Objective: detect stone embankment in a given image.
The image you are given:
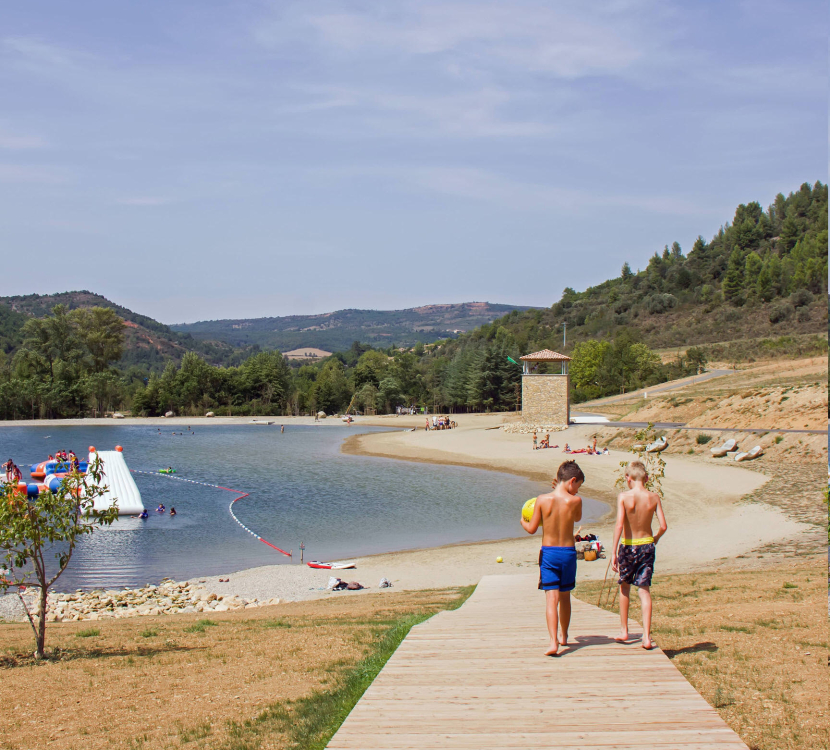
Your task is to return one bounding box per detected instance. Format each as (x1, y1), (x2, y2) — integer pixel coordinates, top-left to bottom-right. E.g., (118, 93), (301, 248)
(36, 579), (280, 622)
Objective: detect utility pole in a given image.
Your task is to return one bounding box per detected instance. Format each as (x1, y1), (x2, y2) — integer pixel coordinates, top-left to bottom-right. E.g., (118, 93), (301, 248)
(563, 322), (567, 348)
(299, 542), (305, 565)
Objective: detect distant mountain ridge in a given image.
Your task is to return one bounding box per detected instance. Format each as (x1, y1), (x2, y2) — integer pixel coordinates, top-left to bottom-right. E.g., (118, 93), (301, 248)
(171, 302), (536, 352)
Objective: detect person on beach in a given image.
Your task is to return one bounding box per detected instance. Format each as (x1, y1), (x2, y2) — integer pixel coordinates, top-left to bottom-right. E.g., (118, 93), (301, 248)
(532, 431), (538, 450)
(520, 460), (584, 657)
(611, 460), (668, 650)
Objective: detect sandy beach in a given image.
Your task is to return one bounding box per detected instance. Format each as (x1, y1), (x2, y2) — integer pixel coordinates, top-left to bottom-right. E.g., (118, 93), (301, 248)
(0, 412), (814, 618)
(191, 413), (807, 603)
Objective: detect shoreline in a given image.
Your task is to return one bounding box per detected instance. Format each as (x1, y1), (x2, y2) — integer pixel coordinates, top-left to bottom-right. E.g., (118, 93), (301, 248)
(1, 414), (816, 622)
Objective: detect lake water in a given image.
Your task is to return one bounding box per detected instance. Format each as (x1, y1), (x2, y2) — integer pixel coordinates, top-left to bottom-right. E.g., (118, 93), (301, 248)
(1, 424), (606, 590)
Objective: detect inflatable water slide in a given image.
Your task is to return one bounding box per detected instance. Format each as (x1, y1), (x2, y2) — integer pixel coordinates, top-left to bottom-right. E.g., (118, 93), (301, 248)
(14, 446), (144, 515)
(86, 447), (144, 515)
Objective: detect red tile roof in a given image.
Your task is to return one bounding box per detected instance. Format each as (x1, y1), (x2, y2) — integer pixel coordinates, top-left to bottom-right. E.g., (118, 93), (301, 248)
(520, 349), (571, 361)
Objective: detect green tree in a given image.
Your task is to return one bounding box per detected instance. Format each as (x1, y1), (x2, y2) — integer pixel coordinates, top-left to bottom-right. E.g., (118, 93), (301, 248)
(743, 251), (763, 292)
(71, 307), (125, 373)
(312, 360), (350, 414)
(377, 377), (404, 413)
(570, 340), (610, 389)
(722, 247), (745, 305)
(353, 350), (390, 389)
(0, 457), (119, 658)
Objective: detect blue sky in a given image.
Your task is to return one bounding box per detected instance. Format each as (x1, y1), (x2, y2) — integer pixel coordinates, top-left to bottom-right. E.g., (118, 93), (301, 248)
(0, 0), (825, 323)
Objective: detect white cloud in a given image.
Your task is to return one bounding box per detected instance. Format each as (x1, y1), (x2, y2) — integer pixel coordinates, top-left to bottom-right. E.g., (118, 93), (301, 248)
(260, 1), (651, 79)
(279, 84), (556, 137)
(0, 125), (48, 150)
(396, 165), (706, 216)
(115, 197), (173, 206)
(0, 164), (65, 184)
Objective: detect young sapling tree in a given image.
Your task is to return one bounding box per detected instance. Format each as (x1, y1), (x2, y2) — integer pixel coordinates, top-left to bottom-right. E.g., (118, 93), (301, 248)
(0, 455), (119, 658)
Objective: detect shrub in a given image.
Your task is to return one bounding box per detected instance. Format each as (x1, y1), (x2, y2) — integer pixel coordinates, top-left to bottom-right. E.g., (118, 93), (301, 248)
(769, 303), (793, 324)
(646, 293), (677, 315)
(696, 434), (712, 445)
(789, 289), (813, 308)
(75, 628), (100, 638)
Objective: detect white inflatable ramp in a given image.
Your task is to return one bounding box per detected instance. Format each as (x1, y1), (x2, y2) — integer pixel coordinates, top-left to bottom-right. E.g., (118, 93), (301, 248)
(88, 450), (144, 515)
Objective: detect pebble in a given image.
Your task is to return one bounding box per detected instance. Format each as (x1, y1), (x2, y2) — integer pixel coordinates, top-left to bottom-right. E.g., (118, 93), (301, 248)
(0, 577), (280, 623)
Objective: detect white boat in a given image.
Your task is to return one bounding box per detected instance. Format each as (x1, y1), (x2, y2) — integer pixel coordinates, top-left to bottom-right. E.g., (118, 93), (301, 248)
(250, 420), (274, 425)
(710, 439), (738, 457)
(307, 561), (357, 570)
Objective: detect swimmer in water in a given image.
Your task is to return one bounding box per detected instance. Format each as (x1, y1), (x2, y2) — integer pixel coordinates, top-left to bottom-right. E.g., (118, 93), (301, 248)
(170, 507), (177, 516)
(156, 504), (165, 513)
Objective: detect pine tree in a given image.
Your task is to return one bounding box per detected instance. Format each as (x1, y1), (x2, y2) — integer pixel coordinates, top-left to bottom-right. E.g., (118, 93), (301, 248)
(743, 252), (763, 291)
(722, 247), (745, 305)
(755, 261), (773, 301)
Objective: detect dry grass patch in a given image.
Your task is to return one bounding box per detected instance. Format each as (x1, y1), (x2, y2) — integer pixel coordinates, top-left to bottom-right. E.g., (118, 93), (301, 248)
(576, 555), (827, 750)
(0, 587), (472, 750)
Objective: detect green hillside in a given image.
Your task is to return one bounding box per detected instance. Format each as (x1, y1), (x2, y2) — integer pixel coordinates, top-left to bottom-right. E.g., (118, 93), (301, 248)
(445, 181), (827, 355)
(0, 291), (244, 371)
(171, 302), (535, 352)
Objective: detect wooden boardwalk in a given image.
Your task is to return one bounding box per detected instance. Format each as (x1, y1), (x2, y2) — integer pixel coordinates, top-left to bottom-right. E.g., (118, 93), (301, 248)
(328, 575), (747, 749)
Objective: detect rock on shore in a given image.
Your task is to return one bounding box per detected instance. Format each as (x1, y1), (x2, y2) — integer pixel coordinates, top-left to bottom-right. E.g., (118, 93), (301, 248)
(4, 579), (280, 623)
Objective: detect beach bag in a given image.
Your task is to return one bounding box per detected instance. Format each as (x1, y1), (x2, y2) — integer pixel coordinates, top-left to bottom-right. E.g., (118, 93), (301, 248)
(584, 550), (598, 562)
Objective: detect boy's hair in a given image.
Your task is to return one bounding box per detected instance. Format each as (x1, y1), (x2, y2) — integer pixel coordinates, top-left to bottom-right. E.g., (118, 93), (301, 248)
(557, 460), (585, 484)
(625, 460), (648, 483)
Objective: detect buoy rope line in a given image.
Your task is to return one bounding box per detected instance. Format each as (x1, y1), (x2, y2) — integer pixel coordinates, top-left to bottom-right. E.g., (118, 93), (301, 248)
(131, 469), (292, 558)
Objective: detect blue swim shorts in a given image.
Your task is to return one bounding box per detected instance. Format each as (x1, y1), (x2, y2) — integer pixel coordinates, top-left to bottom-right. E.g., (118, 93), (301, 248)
(538, 546), (577, 592)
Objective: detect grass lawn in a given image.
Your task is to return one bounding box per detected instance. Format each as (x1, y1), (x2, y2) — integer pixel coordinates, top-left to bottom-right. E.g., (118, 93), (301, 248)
(0, 586), (473, 750)
(576, 554), (828, 750)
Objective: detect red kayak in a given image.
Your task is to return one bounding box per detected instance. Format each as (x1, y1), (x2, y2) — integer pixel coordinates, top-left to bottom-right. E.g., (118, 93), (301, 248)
(307, 561), (356, 570)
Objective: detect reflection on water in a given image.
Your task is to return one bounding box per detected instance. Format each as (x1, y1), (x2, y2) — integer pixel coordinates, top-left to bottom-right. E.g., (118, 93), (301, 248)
(1, 424), (605, 590)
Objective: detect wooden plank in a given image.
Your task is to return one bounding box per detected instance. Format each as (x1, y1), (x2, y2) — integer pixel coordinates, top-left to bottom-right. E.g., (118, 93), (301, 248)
(326, 574), (748, 750)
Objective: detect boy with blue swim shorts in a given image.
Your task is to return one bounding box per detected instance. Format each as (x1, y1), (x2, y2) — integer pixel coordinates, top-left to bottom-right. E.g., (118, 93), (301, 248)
(521, 460), (584, 656)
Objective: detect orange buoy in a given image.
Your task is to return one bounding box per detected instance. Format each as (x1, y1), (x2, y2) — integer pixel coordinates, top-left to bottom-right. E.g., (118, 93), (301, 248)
(89, 446), (96, 453)
(115, 445), (123, 452)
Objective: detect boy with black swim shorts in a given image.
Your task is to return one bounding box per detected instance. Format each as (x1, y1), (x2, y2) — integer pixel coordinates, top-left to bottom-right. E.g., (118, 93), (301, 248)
(520, 461), (584, 656)
(611, 460), (668, 649)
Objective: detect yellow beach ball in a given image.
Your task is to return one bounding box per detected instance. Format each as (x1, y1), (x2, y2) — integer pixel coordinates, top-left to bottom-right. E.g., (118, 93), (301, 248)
(496, 557), (503, 563)
(521, 497), (537, 523)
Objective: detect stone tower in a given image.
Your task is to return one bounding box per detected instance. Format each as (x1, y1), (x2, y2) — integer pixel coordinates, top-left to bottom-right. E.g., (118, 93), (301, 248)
(520, 349), (571, 428)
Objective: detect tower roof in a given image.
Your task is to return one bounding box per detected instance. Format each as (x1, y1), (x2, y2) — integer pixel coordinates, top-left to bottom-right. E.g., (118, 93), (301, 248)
(520, 349), (571, 362)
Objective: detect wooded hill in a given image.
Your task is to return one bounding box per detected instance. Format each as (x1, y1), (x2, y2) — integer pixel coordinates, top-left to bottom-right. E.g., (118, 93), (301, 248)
(0, 291), (244, 371)
(441, 181), (827, 357)
(171, 302), (535, 353)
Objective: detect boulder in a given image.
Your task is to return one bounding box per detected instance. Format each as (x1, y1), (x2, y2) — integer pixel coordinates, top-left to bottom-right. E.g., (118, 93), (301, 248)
(164, 411), (175, 418)
(205, 412), (215, 418)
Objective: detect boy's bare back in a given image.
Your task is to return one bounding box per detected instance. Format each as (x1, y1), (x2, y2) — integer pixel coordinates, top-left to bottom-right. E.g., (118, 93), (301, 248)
(617, 485), (663, 540)
(533, 485), (583, 547)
